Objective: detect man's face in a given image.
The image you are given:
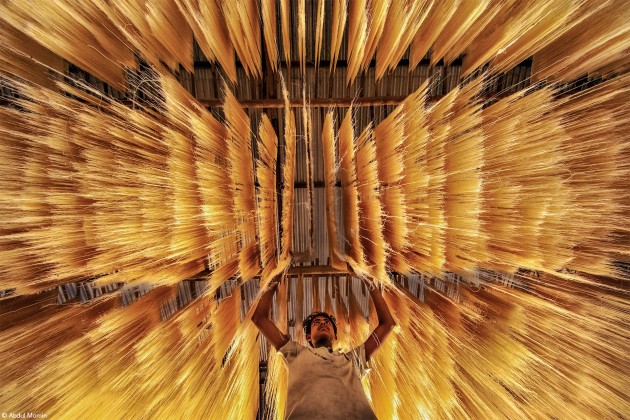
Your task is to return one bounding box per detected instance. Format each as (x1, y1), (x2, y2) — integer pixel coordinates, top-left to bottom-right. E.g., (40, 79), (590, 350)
(307, 315), (335, 347)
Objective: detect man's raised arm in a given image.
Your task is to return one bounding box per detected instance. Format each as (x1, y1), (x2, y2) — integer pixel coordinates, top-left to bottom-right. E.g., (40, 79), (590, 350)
(363, 285), (396, 361)
(251, 276), (290, 350)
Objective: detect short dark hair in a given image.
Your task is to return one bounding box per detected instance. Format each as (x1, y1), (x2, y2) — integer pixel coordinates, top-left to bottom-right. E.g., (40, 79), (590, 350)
(302, 311), (338, 336)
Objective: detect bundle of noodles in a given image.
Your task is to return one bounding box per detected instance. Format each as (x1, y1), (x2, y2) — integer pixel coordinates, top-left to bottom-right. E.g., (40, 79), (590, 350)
(338, 109), (367, 275)
(257, 114), (280, 278)
(522, 103), (575, 272)
(280, 83), (296, 261)
(298, 0), (306, 77)
(28, 81), (158, 280)
(175, 0), (237, 82)
(211, 285), (241, 364)
(223, 84), (260, 281)
(132, 315), (189, 415)
(295, 91), (315, 261)
(0, 101), (56, 293)
(375, 0), (429, 80)
(91, 284), (176, 361)
(360, 0), (390, 72)
(280, 0), (292, 66)
(392, 287), (456, 418)
(356, 126), (388, 283)
(444, 80), (487, 275)
(261, 0), (278, 72)
(422, 286), (473, 415)
(134, 259), (206, 287)
(374, 98), (408, 273)
(449, 286), (531, 419)
(265, 276), (289, 419)
(71, 89), (194, 286)
(221, 0), (261, 79)
(208, 257), (240, 291)
(73, 100), (134, 282)
(175, 294), (215, 348)
(142, 306), (220, 418)
(364, 288), (400, 419)
(275, 274), (289, 337)
(434, 0), (505, 67)
(409, 1), (458, 70)
(408, 87), (455, 276)
(532, 0), (630, 82)
(480, 87), (571, 273)
(557, 75), (630, 275)
(322, 111), (346, 270)
(314, 0), (326, 69)
(160, 74), (200, 132)
(175, 299), (221, 418)
(2, 80), (186, 291)
(160, 77), (209, 261)
(163, 126), (208, 261)
(398, 83), (436, 275)
(346, 0), (368, 84)
(211, 321), (260, 419)
(94, 288), (217, 418)
(5, 285), (175, 417)
(479, 93), (527, 273)
(430, 0), (491, 66)
(423, 282), (527, 417)
(0, 24), (64, 89)
(44, 98), (98, 281)
(161, 75), (235, 277)
(4, 337), (103, 416)
(460, 0), (578, 77)
(144, 0), (194, 71)
(502, 274), (630, 418)
(94, 0), (192, 72)
(329, 0), (348, 73)
(189, 102), (240, 288)
(0, 290), (117, 392)
(0, 0), (134, 90)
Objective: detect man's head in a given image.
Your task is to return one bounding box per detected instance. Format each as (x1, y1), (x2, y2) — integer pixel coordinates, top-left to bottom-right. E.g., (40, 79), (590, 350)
(303, 312), (337, 348)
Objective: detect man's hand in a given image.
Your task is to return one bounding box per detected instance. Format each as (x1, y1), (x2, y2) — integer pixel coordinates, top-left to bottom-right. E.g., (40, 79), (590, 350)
(363, 278), (396, 361)
(251, 272), (290, 351)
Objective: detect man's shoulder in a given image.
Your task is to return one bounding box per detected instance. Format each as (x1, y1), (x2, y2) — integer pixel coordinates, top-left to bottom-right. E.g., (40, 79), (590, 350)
(344, 343), (371, 378)
(278, 339), (306, 358)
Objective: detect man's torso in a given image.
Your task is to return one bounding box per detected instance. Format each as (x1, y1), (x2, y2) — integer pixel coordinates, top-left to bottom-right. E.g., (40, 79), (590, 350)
(279, 341), (377, 420)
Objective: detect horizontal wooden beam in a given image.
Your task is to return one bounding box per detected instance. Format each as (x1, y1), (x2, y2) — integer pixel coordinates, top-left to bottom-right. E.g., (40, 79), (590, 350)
(200, 91), (516, 109)
(194, 57), (440, 70)
(201, 96), (409, 109)
(288, 265), (349, 276)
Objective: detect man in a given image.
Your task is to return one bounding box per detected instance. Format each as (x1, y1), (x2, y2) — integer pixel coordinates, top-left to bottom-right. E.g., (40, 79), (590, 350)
(252, 275), (396, 419)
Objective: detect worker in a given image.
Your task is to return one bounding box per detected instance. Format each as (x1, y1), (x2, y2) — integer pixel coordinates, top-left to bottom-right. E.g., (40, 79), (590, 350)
(252, 273), (396, 419)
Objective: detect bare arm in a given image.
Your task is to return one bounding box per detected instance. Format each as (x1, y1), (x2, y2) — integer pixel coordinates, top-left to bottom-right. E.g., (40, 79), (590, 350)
(363, 286), (396, 361)
(251, 277), (290, 350)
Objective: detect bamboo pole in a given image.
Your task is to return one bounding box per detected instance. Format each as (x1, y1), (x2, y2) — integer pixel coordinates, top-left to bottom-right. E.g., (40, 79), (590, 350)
(199, 93), (514, 108)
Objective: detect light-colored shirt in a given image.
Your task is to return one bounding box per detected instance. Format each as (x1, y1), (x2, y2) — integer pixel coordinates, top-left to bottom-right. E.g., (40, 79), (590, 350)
(278, 340), (377, 420)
